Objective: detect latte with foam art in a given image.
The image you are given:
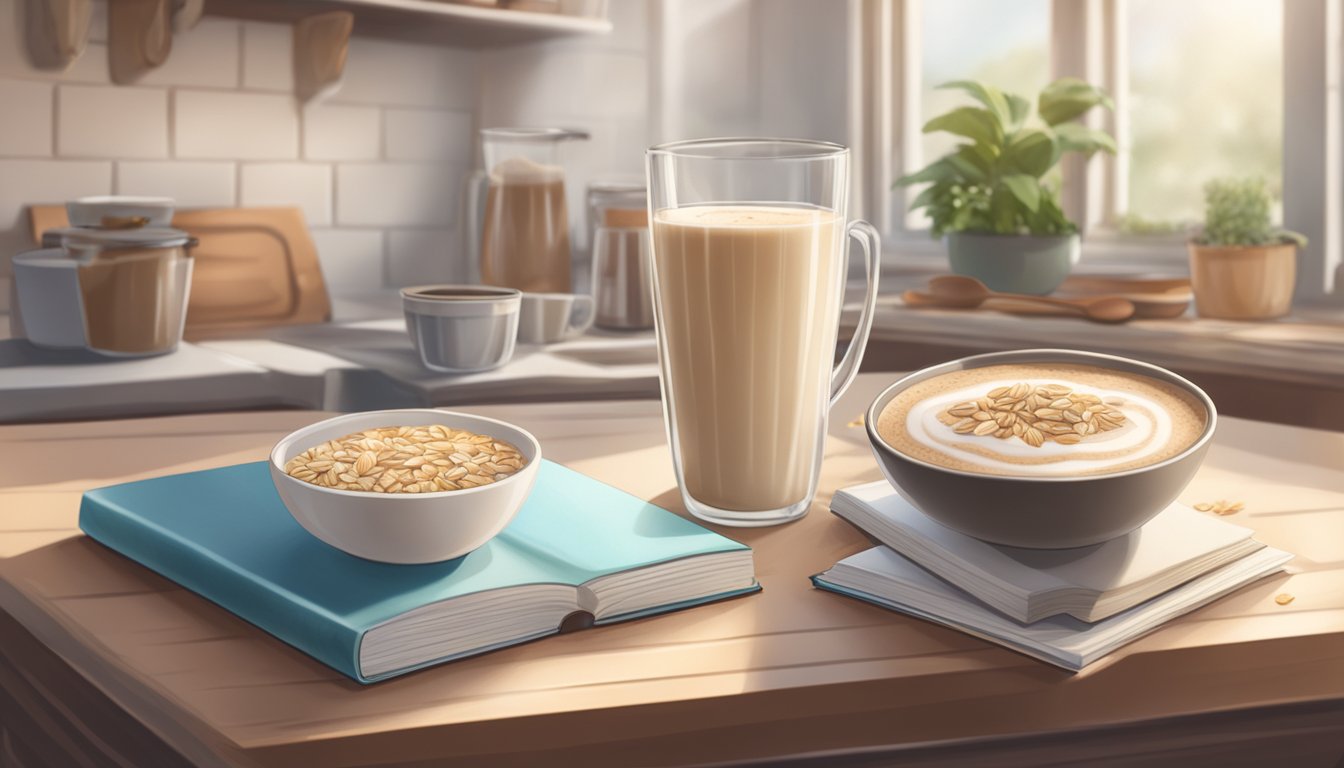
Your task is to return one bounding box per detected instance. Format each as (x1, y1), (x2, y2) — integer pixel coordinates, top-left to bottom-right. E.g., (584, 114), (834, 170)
(876, 363), (1207, 478)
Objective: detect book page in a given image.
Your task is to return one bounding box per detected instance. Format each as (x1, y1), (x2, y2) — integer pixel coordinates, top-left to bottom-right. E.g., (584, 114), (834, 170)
(837, 482), (1256, 596)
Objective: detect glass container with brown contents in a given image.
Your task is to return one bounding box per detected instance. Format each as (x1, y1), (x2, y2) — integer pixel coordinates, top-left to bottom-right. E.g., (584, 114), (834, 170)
(479, 127), (588, 293)
(60, 227), (195, 356)
(587, 181), (653, 330)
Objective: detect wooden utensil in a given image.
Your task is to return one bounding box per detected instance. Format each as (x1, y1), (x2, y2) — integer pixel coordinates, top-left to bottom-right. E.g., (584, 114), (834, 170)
(28, 205), (331, 340)
(109, 0), (173, 83)
(23, 0), (92, 70)
(908, 275), (1136, 324)
(294, 11), (352, 102)
(1055, 275), (1193, 319)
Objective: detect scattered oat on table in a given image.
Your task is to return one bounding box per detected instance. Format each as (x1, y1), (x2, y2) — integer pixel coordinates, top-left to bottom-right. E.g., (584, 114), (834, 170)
(937, 382), (1126, 447)
(1195, 499), (1244, 515)
(1275, 593), (1296, 606)
(847, 415), (865, 428)
(284, 425), (527, 494)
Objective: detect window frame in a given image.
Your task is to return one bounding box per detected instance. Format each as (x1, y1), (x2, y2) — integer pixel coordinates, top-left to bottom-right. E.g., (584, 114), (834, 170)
(851, 0), (1341, 301)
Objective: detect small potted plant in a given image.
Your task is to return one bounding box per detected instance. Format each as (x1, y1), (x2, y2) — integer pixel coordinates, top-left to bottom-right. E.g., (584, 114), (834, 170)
(897, 78), (1116, 295)
(1188, 178), (1304, 320)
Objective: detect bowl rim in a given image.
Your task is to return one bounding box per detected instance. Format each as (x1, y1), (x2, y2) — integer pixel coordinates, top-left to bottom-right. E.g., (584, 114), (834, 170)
(270, 408), (541, 501)
(401, 284), (521, 303)
(865, 348), (1218, 483)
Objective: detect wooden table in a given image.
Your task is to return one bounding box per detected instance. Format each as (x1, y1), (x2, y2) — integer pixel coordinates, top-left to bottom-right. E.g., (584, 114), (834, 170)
(2, 374), (1343, 767)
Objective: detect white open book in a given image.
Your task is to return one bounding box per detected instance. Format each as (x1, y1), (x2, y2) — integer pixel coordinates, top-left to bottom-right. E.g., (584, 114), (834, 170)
(813, 545), (1290, 672)
(831, 481), (1264, 623)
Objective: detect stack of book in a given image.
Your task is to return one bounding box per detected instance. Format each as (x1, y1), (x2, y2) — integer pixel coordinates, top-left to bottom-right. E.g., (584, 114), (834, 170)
(814, 482), (1291, 671)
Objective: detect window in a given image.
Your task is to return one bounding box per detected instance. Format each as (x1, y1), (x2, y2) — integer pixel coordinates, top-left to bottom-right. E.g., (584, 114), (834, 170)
(918, 1), (1050, 172)
(860, 0), (1339, 300)
(1121, 0), (1283, 228)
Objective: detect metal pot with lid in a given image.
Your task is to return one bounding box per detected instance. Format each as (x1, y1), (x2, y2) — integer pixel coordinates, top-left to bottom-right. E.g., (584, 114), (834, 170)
(13, 198), (197, 357)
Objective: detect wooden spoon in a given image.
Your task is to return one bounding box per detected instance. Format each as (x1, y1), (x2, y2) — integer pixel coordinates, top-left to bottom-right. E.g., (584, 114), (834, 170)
(913, 275), (1137, 324)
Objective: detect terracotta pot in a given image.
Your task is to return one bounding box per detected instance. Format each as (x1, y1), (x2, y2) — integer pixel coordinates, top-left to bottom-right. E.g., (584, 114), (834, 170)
(1187, 242), (1296, 320)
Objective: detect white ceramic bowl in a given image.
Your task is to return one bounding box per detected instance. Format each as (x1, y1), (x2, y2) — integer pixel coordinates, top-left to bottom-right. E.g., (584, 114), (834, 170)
(67, 196), (175, 228)
(269, 409), (541, 564)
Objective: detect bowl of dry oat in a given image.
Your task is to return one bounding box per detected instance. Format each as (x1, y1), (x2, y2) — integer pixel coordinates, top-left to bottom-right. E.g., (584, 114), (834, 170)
(269, 409), (541, 564)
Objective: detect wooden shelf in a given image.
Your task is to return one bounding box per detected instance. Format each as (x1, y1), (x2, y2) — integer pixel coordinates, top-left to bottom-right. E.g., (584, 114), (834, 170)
(203, 0), (612, 46)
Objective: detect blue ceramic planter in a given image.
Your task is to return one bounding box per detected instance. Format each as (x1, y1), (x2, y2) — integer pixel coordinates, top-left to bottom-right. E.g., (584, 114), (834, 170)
(945, 232), (1081, 295)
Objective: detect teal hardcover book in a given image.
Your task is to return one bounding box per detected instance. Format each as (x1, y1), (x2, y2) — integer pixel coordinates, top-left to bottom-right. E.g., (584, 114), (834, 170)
(79, 461), (759, 683)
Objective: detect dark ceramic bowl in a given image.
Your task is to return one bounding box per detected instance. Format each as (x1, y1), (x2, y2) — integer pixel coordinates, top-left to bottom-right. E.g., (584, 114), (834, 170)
(865, 349), (1217, 549)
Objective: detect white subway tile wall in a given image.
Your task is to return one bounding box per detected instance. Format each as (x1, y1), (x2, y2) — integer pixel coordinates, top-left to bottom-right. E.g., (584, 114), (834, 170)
(136, 19), (242, 88)
(0, 159), (111, 269)
(117, 161), (236, 208)
(384, 109), (473, 164)
(309, 228), (386, 293)
(336, 164), (459, 228)
(0, 0), (650, 299)
(339, 37), (479, 109)
(174, 91), (300, 159)
(0, 79), (52, 156)
(240, 163), (333, 226)
(386, 228), (467, 287)
(304, 103), (381, 161)
(241, 22), (295, 93)
(58, 85), (169, 158)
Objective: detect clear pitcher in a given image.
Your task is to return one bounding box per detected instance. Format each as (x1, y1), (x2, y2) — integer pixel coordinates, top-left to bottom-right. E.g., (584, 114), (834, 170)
(478, 127), (588, 293)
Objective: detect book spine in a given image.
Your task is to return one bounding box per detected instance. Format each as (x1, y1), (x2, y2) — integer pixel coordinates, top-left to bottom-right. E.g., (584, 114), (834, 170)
(79, 492), (365, 682)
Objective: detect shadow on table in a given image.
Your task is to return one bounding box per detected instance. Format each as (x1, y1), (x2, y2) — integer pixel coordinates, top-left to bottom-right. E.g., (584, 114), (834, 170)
(0, 339), (107, 367)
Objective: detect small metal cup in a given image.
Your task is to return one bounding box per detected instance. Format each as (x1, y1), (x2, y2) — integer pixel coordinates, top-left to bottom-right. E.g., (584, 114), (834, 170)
(401, 285), (520, 373)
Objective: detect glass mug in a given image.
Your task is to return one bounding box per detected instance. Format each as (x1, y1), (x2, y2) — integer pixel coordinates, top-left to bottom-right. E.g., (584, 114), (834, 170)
(646, 138), (881, 527)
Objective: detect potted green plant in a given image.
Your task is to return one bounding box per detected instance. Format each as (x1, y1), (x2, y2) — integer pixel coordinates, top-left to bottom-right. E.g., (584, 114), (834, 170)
(1188, 178), (1305, 320)
(896, 78), (1116, 295)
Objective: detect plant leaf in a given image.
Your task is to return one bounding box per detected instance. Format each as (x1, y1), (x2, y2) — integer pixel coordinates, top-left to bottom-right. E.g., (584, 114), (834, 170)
(1026, 190), (1075, 235)
(894, 159), (954, 187)
(989, 186), (1017, 233)
(946, 146), (990, 181)
(1004, 93), (1033, 131)
(907, 183), (938, 212)
(922, 106), (1003, 148)
(1277, 229), (1308, 248)
(1038, 77), (1114, 125)
(1002, 128), (1059, 177)
(937, 81), (1012, 129)
(1054, 122), (1117, 156)
(962, 141), (999, 169)
(998, 174), (1041, 212)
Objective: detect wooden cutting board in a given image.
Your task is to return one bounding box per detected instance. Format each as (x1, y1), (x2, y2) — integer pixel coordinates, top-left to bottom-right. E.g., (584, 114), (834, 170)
(29, 205), (331, 340)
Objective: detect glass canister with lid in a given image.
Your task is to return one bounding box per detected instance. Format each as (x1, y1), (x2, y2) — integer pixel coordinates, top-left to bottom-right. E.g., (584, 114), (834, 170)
(588, 181), (653, 330)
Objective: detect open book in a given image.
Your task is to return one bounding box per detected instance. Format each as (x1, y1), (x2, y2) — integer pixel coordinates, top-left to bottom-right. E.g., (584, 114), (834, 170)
(832, 481), (1263, 623)
(80, 461), (758, 683)
(813, 544), (1290, 671)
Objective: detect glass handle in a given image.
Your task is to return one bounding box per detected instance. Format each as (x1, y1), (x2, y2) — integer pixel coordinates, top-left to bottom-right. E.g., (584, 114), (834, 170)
(830, 220), (881, 406)
(464, 170), (488, 282)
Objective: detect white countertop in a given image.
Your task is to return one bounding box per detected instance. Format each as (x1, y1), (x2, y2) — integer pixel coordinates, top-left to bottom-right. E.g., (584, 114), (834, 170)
(0, 317), (660, 423)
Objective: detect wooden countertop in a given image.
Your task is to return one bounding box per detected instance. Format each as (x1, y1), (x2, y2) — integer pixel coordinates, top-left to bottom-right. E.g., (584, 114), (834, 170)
(2, 374), (1343, 767)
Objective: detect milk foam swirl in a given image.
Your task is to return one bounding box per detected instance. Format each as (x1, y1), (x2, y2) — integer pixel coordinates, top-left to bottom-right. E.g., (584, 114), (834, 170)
(905, 378), (1175, 477)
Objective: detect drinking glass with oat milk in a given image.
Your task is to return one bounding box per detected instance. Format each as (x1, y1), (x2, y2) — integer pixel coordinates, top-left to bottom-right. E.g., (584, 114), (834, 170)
(646, 138), (881, 526)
